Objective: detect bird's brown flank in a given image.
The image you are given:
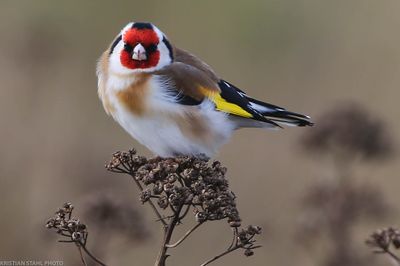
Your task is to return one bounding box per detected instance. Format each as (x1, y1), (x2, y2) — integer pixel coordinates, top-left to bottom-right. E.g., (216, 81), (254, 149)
(97, 51), (115, 114)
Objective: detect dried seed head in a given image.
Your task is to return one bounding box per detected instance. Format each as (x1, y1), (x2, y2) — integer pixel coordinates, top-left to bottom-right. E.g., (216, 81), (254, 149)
(157, 196), (169, 209)
(229, 221), (242, 228)
(195, 211), (207, 223)
(247, 225), (262, 235)
(72, 231), (83, 241)
(153, 181), (164, 195)
(62, 202), (74, 213)
(163, 182), (174, 193)
(366, 228), (393, 250)
(393, 235), (400, 249)
(140, 189), (152, 203)
(244, 249), (254, 257)
(167, 173), (178, 183)
(45, 218), (55, 228)
(45, 203), (88, 244)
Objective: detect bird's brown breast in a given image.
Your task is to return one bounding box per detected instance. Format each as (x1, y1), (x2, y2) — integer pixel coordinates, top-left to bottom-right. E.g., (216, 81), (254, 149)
(116, 73), (151, 116)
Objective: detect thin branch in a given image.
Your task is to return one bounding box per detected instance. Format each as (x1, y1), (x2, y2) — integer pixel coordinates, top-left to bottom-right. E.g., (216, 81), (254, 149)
(178, 205), (191, 220)
(166, 222), (203, 248)
(383, 248), (400, 264)
(80, 244), (107, 266)
(227, 228), (238, 250)
(108, 168), (126, 174)
(155, 205), (184, 266)
(129, 175), (167, 227)
(155, 214), (175, 222)
(59, 232), (72, 237)
(170, 204), (178, 215)
(77, 245), (88, 266)
(201, 234), (261, 266)
(200, 245), (242, 266)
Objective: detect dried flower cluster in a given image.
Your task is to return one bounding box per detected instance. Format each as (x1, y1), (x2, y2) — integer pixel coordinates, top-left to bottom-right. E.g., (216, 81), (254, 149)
(233, 225), (262, 255)
(107, 150), (241, 227)
(46, 203), (87, 243)
(45, 150), (261, 266)
(366, 227), (400, 264)
(106, 149), (261, 266)
(46, 203), (106, 266)
(106, 151), (241, 226)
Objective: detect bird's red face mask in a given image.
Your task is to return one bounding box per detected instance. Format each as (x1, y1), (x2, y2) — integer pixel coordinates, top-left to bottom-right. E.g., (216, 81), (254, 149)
(120, 27), (160, 70)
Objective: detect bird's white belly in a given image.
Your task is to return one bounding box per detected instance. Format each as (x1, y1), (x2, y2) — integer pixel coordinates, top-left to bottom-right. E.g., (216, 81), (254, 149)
(111, 98), (235, 157)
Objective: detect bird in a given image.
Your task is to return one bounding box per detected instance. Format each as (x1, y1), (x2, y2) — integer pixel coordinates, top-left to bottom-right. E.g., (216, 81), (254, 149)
(97, 22), (313, 157)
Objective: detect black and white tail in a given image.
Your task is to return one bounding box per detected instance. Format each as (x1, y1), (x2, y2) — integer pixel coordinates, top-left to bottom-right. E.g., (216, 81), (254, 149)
(247, 97), (313, 127)
(218, 80), (313, 129)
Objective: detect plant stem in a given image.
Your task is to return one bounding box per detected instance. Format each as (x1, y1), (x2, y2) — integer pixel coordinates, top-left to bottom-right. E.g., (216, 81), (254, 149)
(77, 245), (88, 266)
(130, 175), (167, 226)
(166, 222), (203, 248)
(80, 244), (107, 266)
(155, 205), (183, 266)
(384, 248), (400, 264)
(200, 245), (241, 266)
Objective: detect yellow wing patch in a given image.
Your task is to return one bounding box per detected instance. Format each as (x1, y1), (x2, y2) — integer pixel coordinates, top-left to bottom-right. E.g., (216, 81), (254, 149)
(199, 87), (253, 118)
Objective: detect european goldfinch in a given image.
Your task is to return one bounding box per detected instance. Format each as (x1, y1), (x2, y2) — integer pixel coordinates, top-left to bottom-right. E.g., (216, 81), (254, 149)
(97, 22), (313, 157)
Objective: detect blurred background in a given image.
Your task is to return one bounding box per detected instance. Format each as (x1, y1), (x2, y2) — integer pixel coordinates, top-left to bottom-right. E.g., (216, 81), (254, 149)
(1, 0), (399, 265)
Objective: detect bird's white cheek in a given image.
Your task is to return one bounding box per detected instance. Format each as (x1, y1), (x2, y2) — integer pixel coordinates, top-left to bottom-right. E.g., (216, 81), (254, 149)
(108, 42), (135, 75)
(156, 42), (172, 69)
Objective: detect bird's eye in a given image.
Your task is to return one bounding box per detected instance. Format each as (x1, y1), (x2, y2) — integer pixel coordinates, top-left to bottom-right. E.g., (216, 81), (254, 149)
(124, 43), (133, 53)
(147, 44), (157, 53)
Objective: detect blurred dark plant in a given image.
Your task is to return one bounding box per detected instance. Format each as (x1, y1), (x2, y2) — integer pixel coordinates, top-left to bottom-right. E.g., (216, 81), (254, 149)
(297, 182), (389, 266)
(301, 103), (393, 169)
(296, 103), (394, 266)
(366, 227), (400, 265)
(45, 203), (106, 266)
(106, 149), (262, 266)
(82, 192), (149, 242)
(80, 192), (150, 265)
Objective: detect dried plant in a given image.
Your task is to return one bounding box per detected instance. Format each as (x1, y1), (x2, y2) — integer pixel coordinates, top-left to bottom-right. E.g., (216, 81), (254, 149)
(45, 150), (261, 265)
(106, 149), (262, 266)
(46, 194), (148, 266)
(296, 103), (394, 266)
(45, 203), (106, 266)
(366, 227), (400, 265)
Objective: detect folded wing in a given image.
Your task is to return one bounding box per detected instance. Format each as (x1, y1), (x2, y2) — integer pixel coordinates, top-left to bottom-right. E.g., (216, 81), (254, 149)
(154, 48), (313, 128)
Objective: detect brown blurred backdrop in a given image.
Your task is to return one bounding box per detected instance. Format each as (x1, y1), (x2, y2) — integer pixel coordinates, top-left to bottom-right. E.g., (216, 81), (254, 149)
(1, 0), (399, 265)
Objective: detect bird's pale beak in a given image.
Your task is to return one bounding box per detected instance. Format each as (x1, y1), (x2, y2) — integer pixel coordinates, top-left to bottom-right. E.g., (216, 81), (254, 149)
(132, 43), (147, 61)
